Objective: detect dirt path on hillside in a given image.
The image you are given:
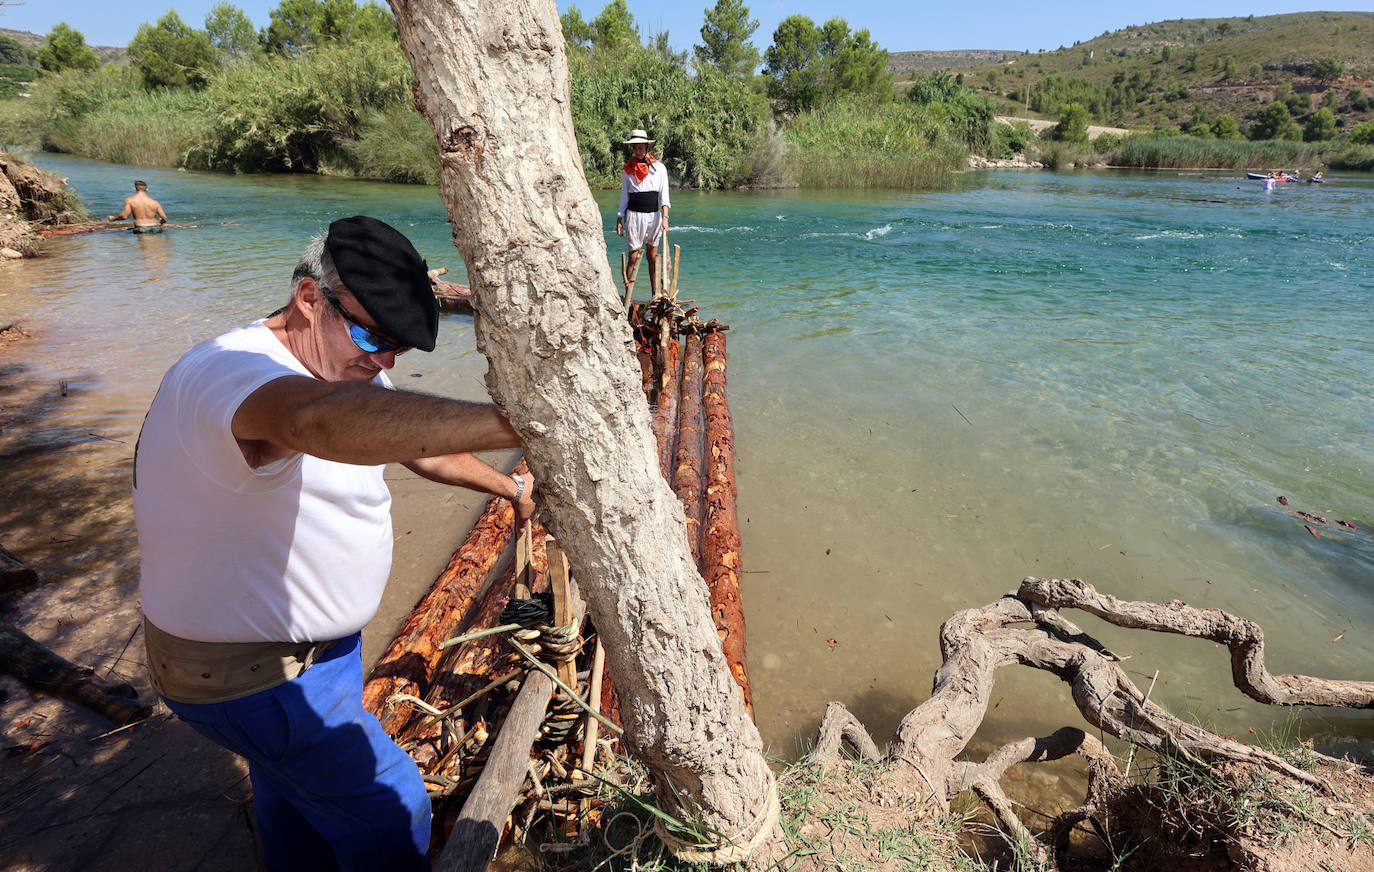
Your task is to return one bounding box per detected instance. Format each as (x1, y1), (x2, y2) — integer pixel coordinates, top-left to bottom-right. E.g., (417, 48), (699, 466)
(996, 115), (1131, 140)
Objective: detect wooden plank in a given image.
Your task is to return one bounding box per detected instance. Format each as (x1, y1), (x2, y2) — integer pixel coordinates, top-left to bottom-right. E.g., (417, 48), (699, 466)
(435, 671), (554, 872)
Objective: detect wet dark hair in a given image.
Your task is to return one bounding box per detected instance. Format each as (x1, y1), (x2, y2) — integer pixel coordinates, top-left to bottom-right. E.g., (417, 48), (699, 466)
(134, 180), (148, 190)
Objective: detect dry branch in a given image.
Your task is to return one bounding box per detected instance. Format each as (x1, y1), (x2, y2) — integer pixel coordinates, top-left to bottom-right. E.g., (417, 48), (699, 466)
(1019, 576), (1374, 708)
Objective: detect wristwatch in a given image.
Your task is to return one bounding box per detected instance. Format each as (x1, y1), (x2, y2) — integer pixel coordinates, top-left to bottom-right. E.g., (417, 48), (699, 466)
(511, 474), (527, 502)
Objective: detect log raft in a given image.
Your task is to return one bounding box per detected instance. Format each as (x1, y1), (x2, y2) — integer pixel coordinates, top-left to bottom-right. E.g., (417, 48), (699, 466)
(367, 265), (750, 862)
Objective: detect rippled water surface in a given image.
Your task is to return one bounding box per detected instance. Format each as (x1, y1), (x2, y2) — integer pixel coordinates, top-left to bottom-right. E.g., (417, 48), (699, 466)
(5, 155), (1372, 759)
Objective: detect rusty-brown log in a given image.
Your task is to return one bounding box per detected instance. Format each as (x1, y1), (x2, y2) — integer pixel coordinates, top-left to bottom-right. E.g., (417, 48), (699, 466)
(700, 330), (751, 713)
(363, 461), (526, 734)
(671, 334), (706, 566)
(401, 524), (550, 772)
(649, 337), (681, 480)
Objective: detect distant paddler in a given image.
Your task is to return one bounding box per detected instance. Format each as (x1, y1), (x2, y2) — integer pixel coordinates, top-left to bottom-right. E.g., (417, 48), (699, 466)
(106, 180), (168, 233)
(615, 128), (671, 300)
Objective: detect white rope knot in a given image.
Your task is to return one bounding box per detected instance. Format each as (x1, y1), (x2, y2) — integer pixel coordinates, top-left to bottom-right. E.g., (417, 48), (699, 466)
(652, 770), (779, 865)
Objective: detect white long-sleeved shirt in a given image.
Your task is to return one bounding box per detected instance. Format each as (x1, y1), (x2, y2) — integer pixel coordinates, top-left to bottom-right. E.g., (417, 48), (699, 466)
(617, 159), (671, 217)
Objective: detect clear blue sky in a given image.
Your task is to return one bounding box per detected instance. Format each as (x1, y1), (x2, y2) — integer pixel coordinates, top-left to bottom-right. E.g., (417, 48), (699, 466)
(8, 2), (1356, 54)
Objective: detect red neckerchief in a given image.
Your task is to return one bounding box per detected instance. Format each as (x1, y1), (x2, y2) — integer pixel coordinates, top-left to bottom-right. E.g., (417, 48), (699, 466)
(624, 154), (656, 184)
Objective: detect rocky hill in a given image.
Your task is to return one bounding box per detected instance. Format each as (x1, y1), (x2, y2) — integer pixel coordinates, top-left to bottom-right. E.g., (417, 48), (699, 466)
(893, 12), (1374, 132)
(0, 27), (126, 65)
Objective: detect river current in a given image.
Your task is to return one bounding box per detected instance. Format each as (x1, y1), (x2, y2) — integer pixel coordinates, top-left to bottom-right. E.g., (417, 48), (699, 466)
(4, 154), (1371, 763)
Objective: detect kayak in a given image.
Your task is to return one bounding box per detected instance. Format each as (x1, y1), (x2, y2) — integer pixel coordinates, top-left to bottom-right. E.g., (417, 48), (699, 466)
(1247, 172), (1298, 181)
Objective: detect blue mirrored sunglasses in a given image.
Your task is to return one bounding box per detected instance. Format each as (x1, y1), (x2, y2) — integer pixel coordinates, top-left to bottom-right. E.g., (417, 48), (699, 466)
(321, 287), (410, 355)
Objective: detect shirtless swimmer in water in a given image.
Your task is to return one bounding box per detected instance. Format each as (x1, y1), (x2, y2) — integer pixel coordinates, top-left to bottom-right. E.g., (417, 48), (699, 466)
(107, 180), (168, 233)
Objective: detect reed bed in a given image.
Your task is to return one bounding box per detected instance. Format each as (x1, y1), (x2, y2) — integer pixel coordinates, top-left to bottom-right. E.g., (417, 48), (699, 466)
(783, 101), (967, 188)
(46, 90), (211, 168)
(1111, 135), (1314, 170)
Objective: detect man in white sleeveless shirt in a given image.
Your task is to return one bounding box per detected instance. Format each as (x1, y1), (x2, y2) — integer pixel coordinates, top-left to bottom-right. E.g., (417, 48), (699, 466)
(134, 216), (533, 871)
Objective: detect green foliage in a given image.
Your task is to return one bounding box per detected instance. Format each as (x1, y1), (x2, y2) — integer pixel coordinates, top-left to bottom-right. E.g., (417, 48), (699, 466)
(762, 15), (891, 113)
(1303, 106), (1337, 142)
(783, 99), (967, 188)
(1327, 142), (1374, 170)
(206, 3), (261, 62)
(1093, 131), (1122, 152)
(694, 0), (760, 78)
(905, 74), (996, 155)
(1211, 113), (1244, 140)
(569, 49), (769, 188)
(46, 88), (211, 167)
(560, 6), (593, 52)
(264, 0), (395, 55)
(38, 23), (101, 73)
(1112, 133), (1311, 169)
(1249, 101), (1302, 141)
(1349, 119), (1374, 144)
(762, 15), (821, 112)
(194, 37), (412, 172)
(1052, 101), (1090, 143)
(1313, 56), (1344, 82)
(128, 10), (219, 90)
(993, 120), (1033, 158)
(1036, 138), (1088, 168)
(342, 103), (439, 184)
(591, 0), (638, 52)
(0, 35), (37, 67)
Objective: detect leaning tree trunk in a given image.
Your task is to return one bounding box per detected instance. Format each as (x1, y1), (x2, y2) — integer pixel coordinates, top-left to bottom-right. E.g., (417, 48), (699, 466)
(388, 0), (780, 863)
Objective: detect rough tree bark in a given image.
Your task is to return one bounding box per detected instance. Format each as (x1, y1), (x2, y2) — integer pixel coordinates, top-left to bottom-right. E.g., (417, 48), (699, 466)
(387, 0), (780, 863)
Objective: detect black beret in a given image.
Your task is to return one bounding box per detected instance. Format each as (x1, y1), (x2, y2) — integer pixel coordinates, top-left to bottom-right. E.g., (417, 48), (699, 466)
(324, 216), (438, 352)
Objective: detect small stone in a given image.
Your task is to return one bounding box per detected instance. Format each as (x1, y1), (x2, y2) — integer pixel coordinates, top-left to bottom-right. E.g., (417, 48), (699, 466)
(0, 248), (23, 259)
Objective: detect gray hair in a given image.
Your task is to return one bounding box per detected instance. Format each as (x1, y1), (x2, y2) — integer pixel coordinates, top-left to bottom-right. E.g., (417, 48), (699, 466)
(279, 232), (345, 313)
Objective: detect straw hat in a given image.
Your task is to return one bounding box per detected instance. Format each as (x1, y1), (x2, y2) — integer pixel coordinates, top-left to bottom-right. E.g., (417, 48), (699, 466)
(623, 128), (655, 144)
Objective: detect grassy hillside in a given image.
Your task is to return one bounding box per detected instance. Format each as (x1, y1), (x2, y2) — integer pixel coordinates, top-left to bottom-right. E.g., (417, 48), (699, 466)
(919, 12), (1374, 132)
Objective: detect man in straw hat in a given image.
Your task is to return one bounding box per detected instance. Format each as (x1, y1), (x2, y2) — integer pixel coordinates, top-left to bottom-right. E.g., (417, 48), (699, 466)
(134, 215), (535, 870)
(615, 128), (671, 299)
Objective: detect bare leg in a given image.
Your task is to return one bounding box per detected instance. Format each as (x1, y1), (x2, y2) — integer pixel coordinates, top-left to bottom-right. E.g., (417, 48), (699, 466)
(626, 248), (642, 302)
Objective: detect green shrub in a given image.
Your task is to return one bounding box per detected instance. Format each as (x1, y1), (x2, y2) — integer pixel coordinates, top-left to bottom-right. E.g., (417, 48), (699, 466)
(992, 120), (1033, 158)
(1326, 143), (1374, 171)
(1349, 120), (1374, 145)
(569, 52), (768, 189)
(342, 104), (439, 185)
(1093, 132), (1122, 153)
(46, 89), (211, 166)
(1035, 139), (1088, 168)
(192, 37), (412, 172)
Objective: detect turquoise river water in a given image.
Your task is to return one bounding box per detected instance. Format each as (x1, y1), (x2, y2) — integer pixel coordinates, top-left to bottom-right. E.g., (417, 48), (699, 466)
(3, 154), (1371, 765)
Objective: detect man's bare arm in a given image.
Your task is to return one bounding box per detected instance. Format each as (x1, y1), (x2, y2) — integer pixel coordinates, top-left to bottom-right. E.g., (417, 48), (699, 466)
(232, 376), (520, 467)
(156, 203), (168, 224)
(404, 454), (536, 521)
(107, 197), (134, 222)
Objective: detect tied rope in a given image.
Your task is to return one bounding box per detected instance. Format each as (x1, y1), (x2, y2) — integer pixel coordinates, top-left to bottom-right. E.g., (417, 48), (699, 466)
(651, 769), (779, 865)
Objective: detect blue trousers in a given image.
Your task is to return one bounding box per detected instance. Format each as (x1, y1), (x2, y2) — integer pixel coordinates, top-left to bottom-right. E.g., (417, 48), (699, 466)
(164, 633), (430, 872)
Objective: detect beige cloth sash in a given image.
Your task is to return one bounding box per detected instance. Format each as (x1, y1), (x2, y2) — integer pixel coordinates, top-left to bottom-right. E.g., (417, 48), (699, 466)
(144, 618), (340, 705)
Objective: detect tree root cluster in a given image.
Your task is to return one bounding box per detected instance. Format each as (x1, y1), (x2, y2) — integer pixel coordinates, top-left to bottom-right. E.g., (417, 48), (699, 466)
(812, 578), (1373, 870)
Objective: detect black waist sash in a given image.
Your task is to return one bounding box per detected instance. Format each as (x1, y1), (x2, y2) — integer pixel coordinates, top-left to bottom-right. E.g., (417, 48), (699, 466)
(626, 191), (660, 213)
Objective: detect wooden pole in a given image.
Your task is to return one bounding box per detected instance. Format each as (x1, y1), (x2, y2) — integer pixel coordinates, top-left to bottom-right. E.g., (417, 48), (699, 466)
(671, 244), (681, 300)
(700, 331), (752, 713)
(436, 671), (555, 872)
(580, 639), (606, 772)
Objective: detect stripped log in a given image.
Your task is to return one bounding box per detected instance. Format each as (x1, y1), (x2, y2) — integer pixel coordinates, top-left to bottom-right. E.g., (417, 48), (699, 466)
(700, 330), (752, 712)
(363, 462), (525, 734)
(649, 337), (681, 480)
(671, 334), (706, 565)
(436, 671), (554, 872)
(0, 622), (151, 726)
(433, 278), (474, 315)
